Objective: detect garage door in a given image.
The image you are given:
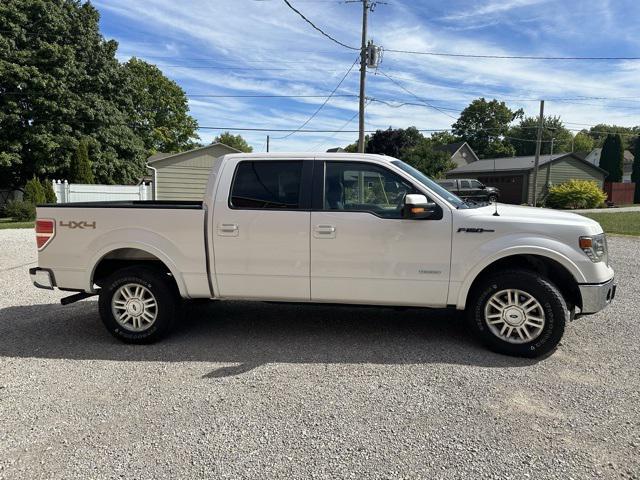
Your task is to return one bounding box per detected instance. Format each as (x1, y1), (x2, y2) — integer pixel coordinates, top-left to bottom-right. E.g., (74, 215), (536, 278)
(478, 175), (524, 204)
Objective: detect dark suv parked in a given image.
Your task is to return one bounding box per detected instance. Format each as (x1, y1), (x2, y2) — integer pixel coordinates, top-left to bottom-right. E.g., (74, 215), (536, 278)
(436, 179), (500, 203)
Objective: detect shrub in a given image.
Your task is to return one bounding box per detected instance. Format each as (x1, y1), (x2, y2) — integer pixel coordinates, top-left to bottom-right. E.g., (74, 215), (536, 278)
(546, 179), (607, 210)
(4, 200), (36, 221)
(42, 179), (57, 203)
(70, 140), (94, 184)
(24, 177), (46, 204)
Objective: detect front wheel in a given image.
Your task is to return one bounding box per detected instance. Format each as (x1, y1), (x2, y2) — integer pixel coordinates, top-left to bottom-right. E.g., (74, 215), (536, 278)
(467, 269), (567, 357)
(98, 266), (179, 344)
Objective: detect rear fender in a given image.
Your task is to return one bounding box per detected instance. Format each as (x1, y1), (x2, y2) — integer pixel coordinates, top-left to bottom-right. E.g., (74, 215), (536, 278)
(85, 228), (188, 297)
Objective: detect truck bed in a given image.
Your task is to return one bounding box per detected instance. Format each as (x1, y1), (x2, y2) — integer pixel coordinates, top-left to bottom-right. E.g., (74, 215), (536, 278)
(36, 201), (210, 298)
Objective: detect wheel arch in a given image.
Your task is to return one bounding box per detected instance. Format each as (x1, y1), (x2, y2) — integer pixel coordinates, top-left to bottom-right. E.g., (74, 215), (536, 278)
(88, 244), (187, 297)
(457, 248), (584, 311)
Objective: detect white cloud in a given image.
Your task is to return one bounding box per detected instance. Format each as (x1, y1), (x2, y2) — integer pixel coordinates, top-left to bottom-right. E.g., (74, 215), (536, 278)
(94, 0), (639, 152)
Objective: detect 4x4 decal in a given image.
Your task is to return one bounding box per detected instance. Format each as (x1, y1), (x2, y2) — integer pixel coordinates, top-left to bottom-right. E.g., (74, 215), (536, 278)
(59, 221), (96, 229)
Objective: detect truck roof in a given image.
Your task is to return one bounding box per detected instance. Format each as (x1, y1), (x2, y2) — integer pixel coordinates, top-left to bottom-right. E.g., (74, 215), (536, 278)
(220, 152), (395, 162)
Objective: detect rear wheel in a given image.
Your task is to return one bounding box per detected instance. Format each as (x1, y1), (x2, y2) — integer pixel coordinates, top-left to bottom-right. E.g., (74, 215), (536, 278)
(467, 269), (567, 357)
(98, 266), (178, 343)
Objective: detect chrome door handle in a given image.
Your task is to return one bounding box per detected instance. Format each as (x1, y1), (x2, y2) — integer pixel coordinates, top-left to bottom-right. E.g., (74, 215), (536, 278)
(217, 223), (239, 236)
(314, 225), (336, 239)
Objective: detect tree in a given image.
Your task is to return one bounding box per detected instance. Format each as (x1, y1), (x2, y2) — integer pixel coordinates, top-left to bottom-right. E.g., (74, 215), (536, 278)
(429, 131), (460, 147)
(632, 137), (640, 203)
(365, 127), (423, 158)
(213, 132), (253, 153)
(587, 124), (639, 151)
(403, 139), (456, 178)
(452, 98), (523, 159)
(69, 140), (94, 183)
(42, 179), (57, 203)
(24, 177), (46, 205)
(359, 128), (455, 178)
(0, 1), (185, 187)
(572, 132), (595, 153)
(123, 58), (199, 154)
(507, 116), (573, 156)
(599, 134), (624, 182)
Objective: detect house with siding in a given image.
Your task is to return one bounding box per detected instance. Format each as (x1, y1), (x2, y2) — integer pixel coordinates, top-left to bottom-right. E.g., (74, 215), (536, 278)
(583, 148), (634, 182)
(433, 141), (479, 167)
(147, 143), (240, 200)
(446, 152), (607, 204)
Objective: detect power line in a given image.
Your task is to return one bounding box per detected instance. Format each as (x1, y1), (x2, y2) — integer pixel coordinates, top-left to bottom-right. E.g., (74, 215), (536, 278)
(376, 70), (459, 119)
(188, 93), (358, 98)
(375, 71), (640, 102)
(0, 91), (358, 99)
(281, 0), (359, 50)
(384, 48), (640, 61)
(307, 100), (369, 151)
(367, 97), (460, 112)
(272, 56), (360, 139)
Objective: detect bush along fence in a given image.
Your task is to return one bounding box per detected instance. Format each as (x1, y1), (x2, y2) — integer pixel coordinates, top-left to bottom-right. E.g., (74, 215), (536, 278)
(52, 180), (152, 203)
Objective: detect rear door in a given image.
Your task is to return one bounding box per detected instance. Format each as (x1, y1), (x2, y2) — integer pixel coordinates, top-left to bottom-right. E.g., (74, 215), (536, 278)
(310, 159), (452, 307)
(211, 158), (312, 300)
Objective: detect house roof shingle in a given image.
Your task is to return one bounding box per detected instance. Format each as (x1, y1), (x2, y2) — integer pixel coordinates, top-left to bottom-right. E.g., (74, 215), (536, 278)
(447, 152), (608, 175)
(433, 141), (466, 156)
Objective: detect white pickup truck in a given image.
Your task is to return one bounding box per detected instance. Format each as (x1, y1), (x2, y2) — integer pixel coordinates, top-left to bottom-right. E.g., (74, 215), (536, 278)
(30, 153), (616, 357)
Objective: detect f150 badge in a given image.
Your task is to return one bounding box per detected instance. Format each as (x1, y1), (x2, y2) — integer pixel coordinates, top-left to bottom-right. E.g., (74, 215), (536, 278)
(59, 220), (96, 229)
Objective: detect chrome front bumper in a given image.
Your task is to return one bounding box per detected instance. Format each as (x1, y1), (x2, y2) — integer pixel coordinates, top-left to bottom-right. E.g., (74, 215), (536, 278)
(579, 277), (616, 315)
(29, 267), (55, 290)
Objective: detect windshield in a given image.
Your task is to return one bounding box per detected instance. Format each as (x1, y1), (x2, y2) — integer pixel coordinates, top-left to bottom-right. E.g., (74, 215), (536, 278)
(391, 160), (468, 209)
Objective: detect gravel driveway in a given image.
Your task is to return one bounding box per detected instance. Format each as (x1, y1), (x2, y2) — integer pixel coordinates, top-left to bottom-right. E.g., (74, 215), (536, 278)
(1, 229), (638, 479)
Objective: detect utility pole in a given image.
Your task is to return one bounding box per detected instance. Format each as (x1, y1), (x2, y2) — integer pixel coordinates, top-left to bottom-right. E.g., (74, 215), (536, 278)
(532, 100), (545, 207)
(357, 0), (369, 153)
(266, 135), (270, 152)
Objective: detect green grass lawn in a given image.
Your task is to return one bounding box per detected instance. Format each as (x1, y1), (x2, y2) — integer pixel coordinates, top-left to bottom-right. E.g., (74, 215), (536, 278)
(0, 217), (35, 229)
(580, 212), (640, 236)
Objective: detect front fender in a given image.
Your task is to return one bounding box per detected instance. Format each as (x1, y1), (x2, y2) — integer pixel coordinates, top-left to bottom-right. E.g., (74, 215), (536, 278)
(454, 236), (586, 310)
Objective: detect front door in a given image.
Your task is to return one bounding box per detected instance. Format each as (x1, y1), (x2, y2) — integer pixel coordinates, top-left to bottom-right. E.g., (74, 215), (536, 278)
(212, 158), (312, 300)
(310, 160), (452, 307)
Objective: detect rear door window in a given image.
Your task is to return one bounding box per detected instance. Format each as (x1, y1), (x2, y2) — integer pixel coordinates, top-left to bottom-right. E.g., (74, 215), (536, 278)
(230, 161), (303, 209)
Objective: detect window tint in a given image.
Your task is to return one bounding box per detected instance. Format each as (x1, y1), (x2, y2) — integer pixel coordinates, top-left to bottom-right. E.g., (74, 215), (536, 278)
(439, 180), (455, 188)
(460, 180), (471, 188)
(470, 180), (482, 188)
(231, 161), (303, 209)
(324, 162), (414, 218)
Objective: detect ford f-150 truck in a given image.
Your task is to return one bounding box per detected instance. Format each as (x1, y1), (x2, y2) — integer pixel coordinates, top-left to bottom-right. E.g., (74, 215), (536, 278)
(30, 153), (616, 357)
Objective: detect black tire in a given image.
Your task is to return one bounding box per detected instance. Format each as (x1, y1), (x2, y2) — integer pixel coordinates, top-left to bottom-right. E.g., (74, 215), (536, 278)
(98, 266), (179, 344)
(467, 269), (567, 358)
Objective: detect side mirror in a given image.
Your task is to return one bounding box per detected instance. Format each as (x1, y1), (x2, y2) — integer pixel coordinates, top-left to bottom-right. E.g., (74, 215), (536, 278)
(479, 184), (487, 189)
(404, 194), (438, 219)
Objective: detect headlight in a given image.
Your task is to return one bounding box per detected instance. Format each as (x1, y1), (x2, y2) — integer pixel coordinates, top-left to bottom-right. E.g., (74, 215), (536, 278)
(579, 233), (608, 263)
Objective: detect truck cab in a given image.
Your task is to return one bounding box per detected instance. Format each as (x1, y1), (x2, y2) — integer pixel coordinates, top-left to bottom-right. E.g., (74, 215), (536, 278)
(437, 178), (500, 203)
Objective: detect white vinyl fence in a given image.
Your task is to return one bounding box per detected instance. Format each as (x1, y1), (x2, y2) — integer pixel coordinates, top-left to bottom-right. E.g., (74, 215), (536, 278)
(53, 180), (152, 203)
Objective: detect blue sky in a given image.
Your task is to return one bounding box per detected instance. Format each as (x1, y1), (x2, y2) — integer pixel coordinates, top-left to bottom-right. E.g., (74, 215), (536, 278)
(94, 0), (640, 152)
